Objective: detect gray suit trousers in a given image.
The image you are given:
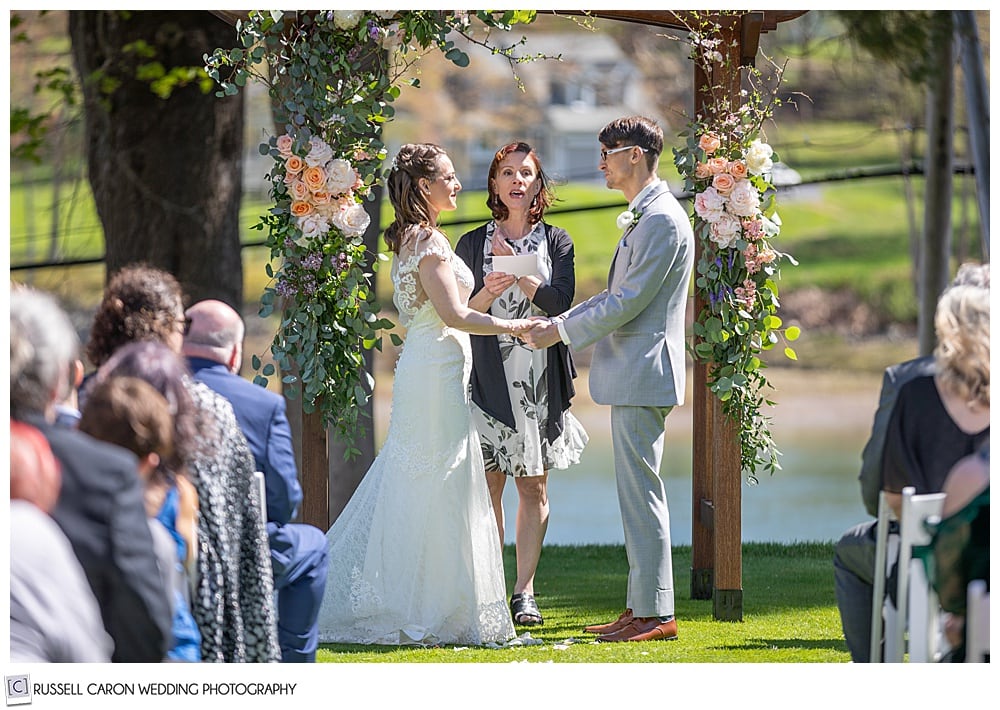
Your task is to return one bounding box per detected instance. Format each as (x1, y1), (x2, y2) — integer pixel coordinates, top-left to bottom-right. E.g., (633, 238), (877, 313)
(611, 404), (675, 618)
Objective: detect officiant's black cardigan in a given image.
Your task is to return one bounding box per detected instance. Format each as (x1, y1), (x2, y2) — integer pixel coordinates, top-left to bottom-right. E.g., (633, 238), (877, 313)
(455, 222), (578, 443)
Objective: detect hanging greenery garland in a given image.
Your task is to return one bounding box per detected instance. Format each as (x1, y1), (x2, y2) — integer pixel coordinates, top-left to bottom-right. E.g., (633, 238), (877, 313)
(205, 11), (539, 455)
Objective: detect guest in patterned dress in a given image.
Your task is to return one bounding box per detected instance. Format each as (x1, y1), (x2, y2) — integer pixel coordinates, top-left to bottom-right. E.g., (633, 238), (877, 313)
(85, 265), (280, 662)
(456, 142), (588, 626)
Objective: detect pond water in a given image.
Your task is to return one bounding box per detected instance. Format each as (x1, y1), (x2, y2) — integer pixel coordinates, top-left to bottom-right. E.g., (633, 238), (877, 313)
(374, 364), (884, 546)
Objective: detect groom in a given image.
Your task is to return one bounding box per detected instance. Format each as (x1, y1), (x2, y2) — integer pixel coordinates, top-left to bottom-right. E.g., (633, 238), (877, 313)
(523, 116), (694, 642)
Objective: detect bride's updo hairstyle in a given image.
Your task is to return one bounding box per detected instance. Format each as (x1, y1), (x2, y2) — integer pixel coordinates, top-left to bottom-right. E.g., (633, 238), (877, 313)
(933, 284), (990, 409)
(384, 143), (447, 254)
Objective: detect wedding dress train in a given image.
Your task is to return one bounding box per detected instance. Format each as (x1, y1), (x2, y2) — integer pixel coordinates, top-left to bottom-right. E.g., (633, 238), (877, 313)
(316, 236), (516, 646)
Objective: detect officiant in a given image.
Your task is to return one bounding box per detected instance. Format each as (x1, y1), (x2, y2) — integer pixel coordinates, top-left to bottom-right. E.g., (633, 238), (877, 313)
(455, 141), (588, 627)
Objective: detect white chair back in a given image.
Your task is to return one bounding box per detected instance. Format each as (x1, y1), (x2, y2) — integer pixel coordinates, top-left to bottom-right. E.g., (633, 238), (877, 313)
(966, 579), (990, 662)
(870, 491), (899, 662)
(890, 486), (945, 662)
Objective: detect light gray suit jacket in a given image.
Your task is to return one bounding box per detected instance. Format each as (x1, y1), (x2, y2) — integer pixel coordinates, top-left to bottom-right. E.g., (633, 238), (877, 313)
(561, 181), (694, 407)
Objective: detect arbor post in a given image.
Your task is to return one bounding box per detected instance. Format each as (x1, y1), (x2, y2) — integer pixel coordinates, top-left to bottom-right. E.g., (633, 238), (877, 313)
(690, 13), (749, 621)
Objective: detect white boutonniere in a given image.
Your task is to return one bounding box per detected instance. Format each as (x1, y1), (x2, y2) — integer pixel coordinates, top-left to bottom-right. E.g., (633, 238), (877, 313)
(616, 207), (642, 244)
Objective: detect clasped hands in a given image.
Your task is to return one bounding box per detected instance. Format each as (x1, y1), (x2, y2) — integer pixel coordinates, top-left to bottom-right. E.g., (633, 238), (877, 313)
(505, 316), (562, 350)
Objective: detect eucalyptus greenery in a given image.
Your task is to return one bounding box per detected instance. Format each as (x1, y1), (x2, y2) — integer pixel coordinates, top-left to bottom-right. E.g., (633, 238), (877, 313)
(671, 12), (800, 482)
(205, 10), (538, 454)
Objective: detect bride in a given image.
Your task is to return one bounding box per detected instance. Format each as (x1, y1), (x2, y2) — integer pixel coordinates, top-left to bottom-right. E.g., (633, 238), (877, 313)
(316, 144), (534, 646)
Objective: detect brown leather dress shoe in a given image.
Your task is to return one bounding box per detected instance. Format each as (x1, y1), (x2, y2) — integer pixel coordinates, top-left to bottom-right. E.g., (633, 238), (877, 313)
(583, 609), (632, 634)
(597, 616), (678, 643)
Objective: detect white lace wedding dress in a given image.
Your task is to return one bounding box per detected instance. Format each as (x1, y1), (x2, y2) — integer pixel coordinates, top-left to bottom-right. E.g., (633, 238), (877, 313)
(316, 233), (516, 646)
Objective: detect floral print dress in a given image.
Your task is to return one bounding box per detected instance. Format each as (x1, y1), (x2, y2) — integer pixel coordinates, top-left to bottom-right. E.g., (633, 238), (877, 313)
(475, 221), (588, 478)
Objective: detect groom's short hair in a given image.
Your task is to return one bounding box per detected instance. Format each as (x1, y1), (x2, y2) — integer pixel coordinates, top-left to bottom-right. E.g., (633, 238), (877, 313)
(599, 116), (663, 171)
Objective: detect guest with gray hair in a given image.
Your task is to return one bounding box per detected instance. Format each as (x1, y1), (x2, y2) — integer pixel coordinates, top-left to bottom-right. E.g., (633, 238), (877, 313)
(10, 285), (170, 662)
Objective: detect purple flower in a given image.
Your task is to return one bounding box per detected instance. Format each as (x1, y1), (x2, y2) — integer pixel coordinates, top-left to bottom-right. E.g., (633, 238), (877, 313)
(303, 252), (323, 271)
(276, 279), (296, 297)
(347, 46), (361, 62)
(367, 20), (380, 41)
(301, 275), (317, 295)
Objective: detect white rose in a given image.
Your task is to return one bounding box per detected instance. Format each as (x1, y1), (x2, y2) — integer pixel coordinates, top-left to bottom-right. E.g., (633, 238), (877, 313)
(727, 180), (760, 218)
(332, 203), (371, 237)
(305, 137), (334, 167)
(325, 159), (358, 195)
(616, 210), (635, 231)
(373, 10), (397, 19)
(380, 22), (404, 51)
(297, 213), (328, 242)
(710, 213), (741, 249)
(745, 140), (774, 176)
(333, 10), (363, 30)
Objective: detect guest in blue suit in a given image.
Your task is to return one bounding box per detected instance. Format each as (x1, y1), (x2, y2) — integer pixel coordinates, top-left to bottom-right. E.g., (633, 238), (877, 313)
(182, 299), (329, 663)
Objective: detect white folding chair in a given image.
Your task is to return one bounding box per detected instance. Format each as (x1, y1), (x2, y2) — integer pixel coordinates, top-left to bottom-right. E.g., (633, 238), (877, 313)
(907, 518), (944, 662)
(966, 579), (990, 662)
(890, 486), (945, 662)
(870, 490), (900, 662)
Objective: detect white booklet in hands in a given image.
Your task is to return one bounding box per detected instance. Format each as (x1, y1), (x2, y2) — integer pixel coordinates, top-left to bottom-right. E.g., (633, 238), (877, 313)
(491, 254), (538, 278)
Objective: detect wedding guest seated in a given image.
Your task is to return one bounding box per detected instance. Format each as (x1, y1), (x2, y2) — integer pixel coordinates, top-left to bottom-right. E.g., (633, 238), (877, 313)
(80, 372), (202, 662)
(85, 265), (280, 662)
(183, 299), (329, 662)
(9, 419), (113, 662)
(10, 285), (170, 662)
(834, 281), (989, 661)
(925, 443), (989, 662)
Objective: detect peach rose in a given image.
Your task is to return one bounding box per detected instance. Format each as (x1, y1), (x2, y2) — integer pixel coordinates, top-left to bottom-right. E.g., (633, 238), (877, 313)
(707, 157), (728, 175)
(728, 160), (748, 179)
(290, 200), (314, 218)
(698, 133), (721, 154)
(694, 162), (712, 180)
(285, 155), (305, 176)
(311, 190), (332, 206)
(712, 173), (736, 195)
(303, 165), (328, 193)
(276, 134), (294, 158)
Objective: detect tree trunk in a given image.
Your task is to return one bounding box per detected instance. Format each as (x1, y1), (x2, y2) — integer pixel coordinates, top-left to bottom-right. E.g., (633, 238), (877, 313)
(69, 10), (244, 309)
(918, 14), (955, 356)
(954, 10), (989, 258)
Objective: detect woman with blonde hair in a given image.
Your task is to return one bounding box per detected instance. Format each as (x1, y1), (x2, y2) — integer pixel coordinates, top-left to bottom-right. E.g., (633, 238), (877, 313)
(881, 284), (989, 516)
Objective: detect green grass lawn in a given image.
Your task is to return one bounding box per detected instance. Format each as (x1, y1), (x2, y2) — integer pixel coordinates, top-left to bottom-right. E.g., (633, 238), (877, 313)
(317, 542), (848, 663)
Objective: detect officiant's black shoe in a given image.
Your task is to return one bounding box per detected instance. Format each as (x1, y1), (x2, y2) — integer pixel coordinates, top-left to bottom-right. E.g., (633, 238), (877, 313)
(511, 593), (544, 626)
(584, 608), (632, 634)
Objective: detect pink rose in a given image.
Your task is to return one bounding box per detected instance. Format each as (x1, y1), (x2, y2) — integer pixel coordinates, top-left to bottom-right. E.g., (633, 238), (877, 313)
(728, 160), (748, 179)
(707, 157), (728, 175)
(276, 134), (294, 158)
(694, 186), (726, 222)
(712, 173), (735, 195)
(288, 180), (310, 202)
(699, 133), (721, 154)
(694, 162), (712, 180)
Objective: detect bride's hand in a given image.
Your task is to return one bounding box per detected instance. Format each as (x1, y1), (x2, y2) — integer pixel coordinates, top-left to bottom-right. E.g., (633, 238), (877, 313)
(506, 318), (539, 335)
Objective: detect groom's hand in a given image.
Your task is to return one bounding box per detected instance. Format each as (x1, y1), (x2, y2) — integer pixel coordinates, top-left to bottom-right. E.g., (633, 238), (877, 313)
(521, 318), (562, 350)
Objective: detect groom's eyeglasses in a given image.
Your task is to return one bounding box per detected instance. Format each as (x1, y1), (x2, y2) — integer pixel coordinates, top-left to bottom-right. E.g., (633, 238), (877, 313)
(600, 145), (649, 161)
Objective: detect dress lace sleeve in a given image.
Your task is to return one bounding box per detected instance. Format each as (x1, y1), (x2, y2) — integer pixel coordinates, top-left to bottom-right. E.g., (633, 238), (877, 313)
(393, 230), (455, 323)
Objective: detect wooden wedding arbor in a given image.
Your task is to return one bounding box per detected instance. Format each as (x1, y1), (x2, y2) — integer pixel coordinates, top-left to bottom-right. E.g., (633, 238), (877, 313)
(214, 9), (806, 621)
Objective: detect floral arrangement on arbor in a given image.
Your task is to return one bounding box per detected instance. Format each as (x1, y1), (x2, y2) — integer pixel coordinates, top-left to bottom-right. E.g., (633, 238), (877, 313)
(205, 10), (538, 454)
(672, 13), (800, 482)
